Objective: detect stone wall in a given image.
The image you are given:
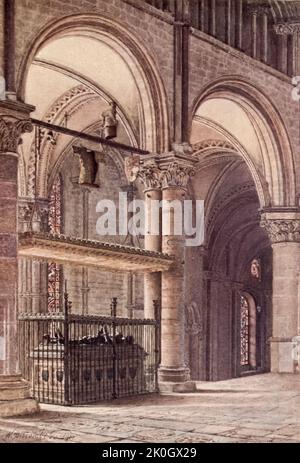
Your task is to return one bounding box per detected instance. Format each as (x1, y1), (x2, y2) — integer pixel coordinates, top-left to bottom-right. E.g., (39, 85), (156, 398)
(9, 0), (299, 196)
(60, 150), (144, 317)
(189, 31), (300, 196)
(14, 0), (174, 133)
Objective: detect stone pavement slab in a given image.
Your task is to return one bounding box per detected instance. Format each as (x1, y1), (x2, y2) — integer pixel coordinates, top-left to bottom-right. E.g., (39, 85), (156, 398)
(0, 374), (299, 443)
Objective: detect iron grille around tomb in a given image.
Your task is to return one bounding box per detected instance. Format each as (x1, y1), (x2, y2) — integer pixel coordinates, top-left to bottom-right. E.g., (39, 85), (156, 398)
(18, 299), (160, 405)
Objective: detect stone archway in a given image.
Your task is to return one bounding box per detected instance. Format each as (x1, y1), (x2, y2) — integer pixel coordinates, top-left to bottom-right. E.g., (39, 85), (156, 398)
(16, 14), (172, 320)
(17, 14), (170, 200)
(184, 78), (296, 380)
(17, 14), (170, 155)
(191, 77), (296, 207)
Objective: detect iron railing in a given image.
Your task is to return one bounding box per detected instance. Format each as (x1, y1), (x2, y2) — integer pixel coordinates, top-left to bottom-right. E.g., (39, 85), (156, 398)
(18, 297), (160, 405)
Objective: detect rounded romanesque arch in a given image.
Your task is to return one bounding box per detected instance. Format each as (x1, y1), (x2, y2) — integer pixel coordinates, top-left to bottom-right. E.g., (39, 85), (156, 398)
(191, 76), (296, 208)
(17, 13), (170, 155)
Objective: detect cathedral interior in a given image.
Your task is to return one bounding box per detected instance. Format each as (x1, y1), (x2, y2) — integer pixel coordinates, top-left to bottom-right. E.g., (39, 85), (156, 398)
(0, 0), (300, 419)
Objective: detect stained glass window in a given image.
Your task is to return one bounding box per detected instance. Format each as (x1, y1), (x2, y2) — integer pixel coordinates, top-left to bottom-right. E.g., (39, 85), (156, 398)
(48, 175), (62, 235)
(240, 295), (250, 366)
(48, 176), (63, 312)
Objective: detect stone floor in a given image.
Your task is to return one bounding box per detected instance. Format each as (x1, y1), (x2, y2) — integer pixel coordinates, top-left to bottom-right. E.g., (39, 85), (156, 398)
(0, 373), (300, 443)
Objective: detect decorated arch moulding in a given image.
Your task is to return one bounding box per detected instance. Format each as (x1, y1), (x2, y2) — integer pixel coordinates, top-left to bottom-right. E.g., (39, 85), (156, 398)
(192, 138), (236, 156)
(27, 85), (97, 197)
(34, 59), (138, 143)
(27, 86), (99, 197)
(206, 181), (257, 231)
(30, 83), (137, 197)
(191, 76), (296, 207)
(17, 13), (170, 154)
(191, 117), (270, 207)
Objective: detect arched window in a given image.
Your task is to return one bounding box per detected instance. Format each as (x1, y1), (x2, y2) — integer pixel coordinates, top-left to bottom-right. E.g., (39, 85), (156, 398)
(240, 292), (257, 370)
(240, 295), (250, 366)
(47, 175), (63, 312)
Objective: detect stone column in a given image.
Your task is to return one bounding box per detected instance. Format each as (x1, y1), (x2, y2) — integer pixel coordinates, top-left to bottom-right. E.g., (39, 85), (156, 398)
(261, 210), (300, 373)
(18, 197), (49, 313)
(0, 100), (39, 416)
(138, 163), (162, 319)
(173, 0), (190, 144)
(274, 22), (300, 76)
(158, 153), (195, 387)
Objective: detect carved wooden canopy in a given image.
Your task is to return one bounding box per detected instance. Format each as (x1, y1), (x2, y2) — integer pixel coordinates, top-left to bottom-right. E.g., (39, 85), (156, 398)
(19, 233), (174, 273)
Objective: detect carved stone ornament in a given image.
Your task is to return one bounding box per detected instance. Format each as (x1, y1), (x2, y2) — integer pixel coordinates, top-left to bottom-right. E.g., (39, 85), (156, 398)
(18, 201), (34, 223)
(160, 162), (195, 189)
(125, 154), (141, 183)
(18, 199), (50, 233)
(246, 2), (270, 17)
(137, 161), (161, 190)
(100, 101), (118, 140)
(0, 117), (33, 153)
(260, 218), (300, 243)
(274, 23), (300, 35)
(137, 158), (195, 191)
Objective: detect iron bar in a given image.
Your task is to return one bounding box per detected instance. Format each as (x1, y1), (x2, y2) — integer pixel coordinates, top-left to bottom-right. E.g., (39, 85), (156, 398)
(30, 118), (149, 156)
(64, 282), (70, 405)
(111, 297), (118, 400)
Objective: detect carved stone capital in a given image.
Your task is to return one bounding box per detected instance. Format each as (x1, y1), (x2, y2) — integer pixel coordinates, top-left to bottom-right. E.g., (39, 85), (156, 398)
(246, 2), (270, 17)
(137, 161), (162, 191)
(274, 22), (300, 35)
(0, 100), (35, 154)
(136, 146), (196, 192)
(260, 210), (300, 243)
(18, 198), (49, 233)
(0, 118), (33, 153)
(160, 161), (195, 190)
(18, 199), (34, 232)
